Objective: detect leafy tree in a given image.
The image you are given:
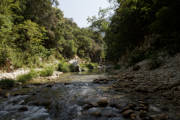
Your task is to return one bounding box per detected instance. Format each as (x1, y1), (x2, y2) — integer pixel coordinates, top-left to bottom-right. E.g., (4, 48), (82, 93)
(105, 0), (180, 61)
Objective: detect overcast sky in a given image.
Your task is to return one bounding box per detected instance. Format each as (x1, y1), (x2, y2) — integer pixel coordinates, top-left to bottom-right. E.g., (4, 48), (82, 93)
(58, 0), (110, 28)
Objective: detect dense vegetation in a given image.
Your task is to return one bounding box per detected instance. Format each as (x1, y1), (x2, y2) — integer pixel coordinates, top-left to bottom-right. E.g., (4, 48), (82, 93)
(0, 0), (104, 70)
(1, 0), (180, 70)
(105, 0), (180, 63)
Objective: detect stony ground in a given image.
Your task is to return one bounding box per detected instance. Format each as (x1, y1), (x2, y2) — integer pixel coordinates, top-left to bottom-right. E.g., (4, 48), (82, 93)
(109, 53), (180, 119)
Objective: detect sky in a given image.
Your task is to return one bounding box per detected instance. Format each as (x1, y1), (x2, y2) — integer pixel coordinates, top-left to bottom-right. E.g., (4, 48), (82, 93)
(58, 0), (110, 28)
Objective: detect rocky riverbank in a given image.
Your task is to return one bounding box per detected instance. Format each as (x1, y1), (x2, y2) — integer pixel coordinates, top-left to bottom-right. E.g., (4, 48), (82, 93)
(0, 68), (63, 81)
(0, 54), (180, 120)
(108, 53), (180, 119)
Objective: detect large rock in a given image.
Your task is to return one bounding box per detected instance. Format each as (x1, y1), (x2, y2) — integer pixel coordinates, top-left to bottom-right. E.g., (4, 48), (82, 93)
(101, 107), (120, 118)
(87, 108), (101, 117)
(122, 109), (134, 118)
(97, 97), (108, 107)
(93, 78), (109, 84)
(18, 106), (28, 112)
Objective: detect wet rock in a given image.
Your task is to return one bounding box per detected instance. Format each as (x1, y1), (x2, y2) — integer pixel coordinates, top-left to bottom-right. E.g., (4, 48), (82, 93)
(121, 103), (136, 112)
(102, 107), (120, 118)
(93, 78), (109, 84)
(139, 110), (148, 118)
(150, 113), (168, 120)
(135, 85), (152, 93)
(77, 98), (98, 107)
(110, 103), (123, 109)
(88, 108), (101, 117)
(136, 104), (148, 111)
(46, 84), (53, 88)
(16, 82), (22, 86)
(0, 89), (10, 98)
(18, 106), (28, 112)
(122, 109), (134, 118)
(64, 82), (71, 85)
(4, 92), (10, 98)
(149, 105), (161, 112)
(97, 97), (108, 107)
(83, 104), (94, 110)
(130, 113), (137, 120)
(32, 100), (51, 109)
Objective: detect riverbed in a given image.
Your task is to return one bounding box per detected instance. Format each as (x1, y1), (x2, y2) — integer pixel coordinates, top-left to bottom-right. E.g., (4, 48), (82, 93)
(0, 73), (177, 120)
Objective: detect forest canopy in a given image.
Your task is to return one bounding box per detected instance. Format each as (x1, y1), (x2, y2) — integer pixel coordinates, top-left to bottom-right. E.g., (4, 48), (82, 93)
(0, 0), (105, 69)
(105, 0), (180, 62)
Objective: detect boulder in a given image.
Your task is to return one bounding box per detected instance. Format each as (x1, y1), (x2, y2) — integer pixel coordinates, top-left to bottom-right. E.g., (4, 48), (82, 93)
(97, 97), (108, 107)
(18, 106), (28, 112)
(88, 108), (101, 117)
(93, 78), (109, 84)
(122, 109), (134, 118)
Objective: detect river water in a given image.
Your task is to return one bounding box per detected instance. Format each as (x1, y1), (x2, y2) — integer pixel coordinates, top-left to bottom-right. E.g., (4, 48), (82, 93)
(0, 73), (176, 120)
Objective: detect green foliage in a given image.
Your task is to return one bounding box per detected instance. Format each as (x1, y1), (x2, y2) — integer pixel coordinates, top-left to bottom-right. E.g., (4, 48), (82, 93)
(86, 63), (98, 70)
(12, 20), (49, 66)
(105, 0), (180, 62)
(57, 61), (70, 73)
(0, 48), (9, 68)
(87, 7), (111, 33)
(17, 70), (38, 83)
(80, 62), (98, 71)
(0, 79), (15, 88)
(39, 67), (54, 77)
(0, 0), (104, 70)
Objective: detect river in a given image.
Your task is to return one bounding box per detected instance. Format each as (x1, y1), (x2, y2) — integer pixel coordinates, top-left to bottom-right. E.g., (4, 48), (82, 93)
(0, 72), (175, 120)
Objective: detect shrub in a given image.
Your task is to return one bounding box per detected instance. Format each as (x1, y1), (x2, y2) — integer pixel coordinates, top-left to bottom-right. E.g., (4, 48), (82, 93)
(57, 61), (70, 72)
(0, 79), (15, 88)
(69, 64), (78, 72)
(39, 67), (54, 77)
(80, 62), (98, 71)
(17, 70), (38, 83)
(87, 63), (98, 69)
(0, 48), (9, 68)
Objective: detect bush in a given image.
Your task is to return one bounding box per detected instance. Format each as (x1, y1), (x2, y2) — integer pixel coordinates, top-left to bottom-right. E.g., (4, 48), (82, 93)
(17, 70), (38, 83)
(69, 64), (79, 72)
(0, 79), (15, 88)
(80, 62), (98, 71)
(86, 63), (98, 70)
(0, 48), (9, 68)
(57, 61), (70, 72)
(39, 67), (54, 77)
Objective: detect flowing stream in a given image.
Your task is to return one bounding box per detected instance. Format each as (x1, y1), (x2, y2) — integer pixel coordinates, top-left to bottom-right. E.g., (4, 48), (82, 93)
(0, 73), (176, 120)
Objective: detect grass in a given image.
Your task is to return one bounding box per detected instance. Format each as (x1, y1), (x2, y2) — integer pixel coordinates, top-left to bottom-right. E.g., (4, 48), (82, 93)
(39, 67), (54, 77)
(0, 78), (15, 88)
(17, 70), (38, 83)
